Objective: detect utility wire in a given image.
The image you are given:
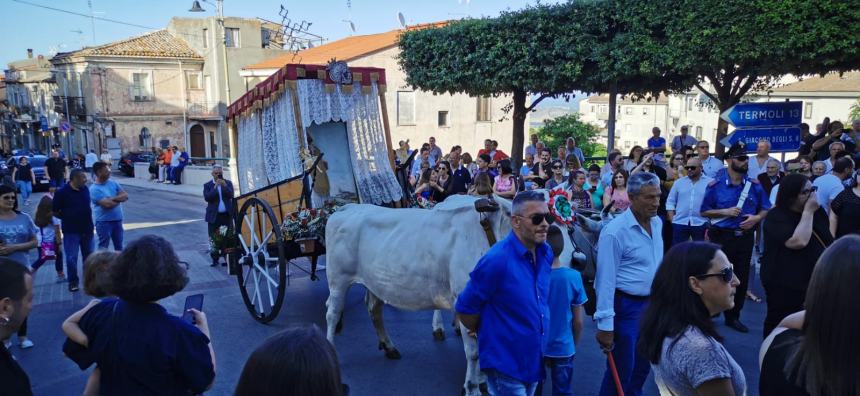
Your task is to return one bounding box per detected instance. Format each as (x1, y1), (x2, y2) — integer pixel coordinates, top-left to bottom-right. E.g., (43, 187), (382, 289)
(12, 0), (156, 30)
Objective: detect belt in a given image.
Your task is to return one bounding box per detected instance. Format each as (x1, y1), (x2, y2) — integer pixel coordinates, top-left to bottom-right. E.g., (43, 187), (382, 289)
(615, 290), (649, 301)
(709, 227), (753, 237)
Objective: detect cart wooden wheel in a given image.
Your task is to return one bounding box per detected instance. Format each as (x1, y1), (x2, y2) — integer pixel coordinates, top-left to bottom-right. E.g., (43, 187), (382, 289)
(235, 197), (287, 323)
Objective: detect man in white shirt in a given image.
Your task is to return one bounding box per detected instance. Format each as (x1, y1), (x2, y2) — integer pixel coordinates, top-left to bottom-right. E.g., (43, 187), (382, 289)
(822, 141), (846, 173)
(666, 157), (712, 244)
(99, 149), (113, 170)
(813, 156), (854, 213)
(84, 150), (98, 171)
(747, 140), (781, 178)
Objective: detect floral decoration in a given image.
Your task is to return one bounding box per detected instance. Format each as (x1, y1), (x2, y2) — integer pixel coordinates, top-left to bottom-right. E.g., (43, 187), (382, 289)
(209, 225), (238, 256)
(281, 201), (341, 242)
(548, 189), (575, 225)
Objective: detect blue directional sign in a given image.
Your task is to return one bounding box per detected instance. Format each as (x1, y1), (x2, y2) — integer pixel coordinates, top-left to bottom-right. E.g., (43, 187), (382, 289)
(720, 101), (802, 128)
(39, 116), (48, 132)
(720, 126), (801, 153)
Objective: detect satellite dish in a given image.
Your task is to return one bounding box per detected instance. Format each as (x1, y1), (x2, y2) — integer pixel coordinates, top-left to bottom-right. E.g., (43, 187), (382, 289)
(398, 12), (406, 28)
(350, 21), (356, 32)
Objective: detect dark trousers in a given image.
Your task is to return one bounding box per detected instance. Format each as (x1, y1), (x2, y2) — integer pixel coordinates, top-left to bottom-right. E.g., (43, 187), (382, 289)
(17, 317), (27, 338)
(172, 166), (185, 184)
(708, 229), (755, 322)
(599, 294), (650, 396)
(671, 223), (708, 245)
(762, 285), (806, 338)
(208, 212), (232, 261)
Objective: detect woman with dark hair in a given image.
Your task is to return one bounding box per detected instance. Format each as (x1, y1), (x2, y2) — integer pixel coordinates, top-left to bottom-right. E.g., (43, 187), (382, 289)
(0, 262), (35, 395)
(431, 161), (453, 202)
(413, 168), (434, 201)
(795, 155), (813, 178)
(11, 156), (36, 206)
(759, 236), (860, 396)
(0, 184), (37, 350)
(545, 160), (567, 190)
(638, 242), (745, 396)
(469, 172), (493, 197)
(761, 173), (831, 338)
(63, 235), (216, 395)
(492, 159), (516, 198)
(828, 169), (860, 238)
(624, 146), (644, 172)
(235, 325), (347, 396)
(603, 169), (631, 213)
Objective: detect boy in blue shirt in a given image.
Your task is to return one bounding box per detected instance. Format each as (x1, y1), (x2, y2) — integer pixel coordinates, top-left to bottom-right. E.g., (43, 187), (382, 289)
(542, 226), (587, 395)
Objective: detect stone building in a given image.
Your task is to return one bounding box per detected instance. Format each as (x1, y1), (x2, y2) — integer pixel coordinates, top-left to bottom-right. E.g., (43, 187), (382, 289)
(51, 30), (204, 156)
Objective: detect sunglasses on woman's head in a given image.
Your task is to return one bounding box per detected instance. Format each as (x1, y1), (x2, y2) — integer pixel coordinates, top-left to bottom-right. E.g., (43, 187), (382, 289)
(518, 213), (555, 226)
(695, 266), (734, 283)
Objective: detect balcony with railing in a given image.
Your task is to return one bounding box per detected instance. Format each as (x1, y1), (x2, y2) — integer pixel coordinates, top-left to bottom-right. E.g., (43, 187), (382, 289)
(187, 99), (222, 120)
(53, 96), (87, 116)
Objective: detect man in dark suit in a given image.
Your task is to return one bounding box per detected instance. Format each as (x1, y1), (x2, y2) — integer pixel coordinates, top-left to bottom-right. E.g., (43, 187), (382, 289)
(204, 165), (235, 267)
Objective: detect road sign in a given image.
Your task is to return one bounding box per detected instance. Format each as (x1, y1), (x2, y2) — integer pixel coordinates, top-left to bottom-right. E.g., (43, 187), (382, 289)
(60, 121), (71, 132)
(39, 116), (48, 132)
(720, 101), (802, 128)
(719, 126), (801, 153)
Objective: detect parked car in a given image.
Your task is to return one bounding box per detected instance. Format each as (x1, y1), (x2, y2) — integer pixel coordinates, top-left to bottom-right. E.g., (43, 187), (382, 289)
(119, 152), (155, 177)
(6, 155), (50, 191)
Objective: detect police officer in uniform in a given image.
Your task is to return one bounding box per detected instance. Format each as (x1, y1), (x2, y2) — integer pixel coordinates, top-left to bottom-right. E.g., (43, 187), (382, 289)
(700, 141), (772, 333)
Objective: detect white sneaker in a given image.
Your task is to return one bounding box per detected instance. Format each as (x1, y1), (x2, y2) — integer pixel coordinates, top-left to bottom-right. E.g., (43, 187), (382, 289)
(19, 339), (34, 349)
(3, 340), (11, 349)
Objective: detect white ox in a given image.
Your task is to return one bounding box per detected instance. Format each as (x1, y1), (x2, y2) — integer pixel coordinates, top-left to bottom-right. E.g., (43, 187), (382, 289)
(324, 194), (600, 395)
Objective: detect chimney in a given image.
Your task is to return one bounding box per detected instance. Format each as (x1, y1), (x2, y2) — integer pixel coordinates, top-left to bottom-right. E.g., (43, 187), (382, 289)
(26, 49), (33, 59)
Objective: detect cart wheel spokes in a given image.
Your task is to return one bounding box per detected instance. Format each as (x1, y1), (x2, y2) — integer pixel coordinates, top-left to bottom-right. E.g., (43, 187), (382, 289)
(235, 197), (286, 323)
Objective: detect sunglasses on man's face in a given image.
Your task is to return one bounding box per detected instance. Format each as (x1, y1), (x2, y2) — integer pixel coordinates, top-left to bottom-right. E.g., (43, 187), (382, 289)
(733, 155), (750, 162)
(518, 213), (555, 226)
(0, 195), (15, 201)
(684, 166), (698, 171)
(696, 266), (735, 283)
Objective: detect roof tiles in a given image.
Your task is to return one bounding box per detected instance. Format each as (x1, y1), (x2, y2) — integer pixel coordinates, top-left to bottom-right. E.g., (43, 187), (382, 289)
(53, 30), (201, 61)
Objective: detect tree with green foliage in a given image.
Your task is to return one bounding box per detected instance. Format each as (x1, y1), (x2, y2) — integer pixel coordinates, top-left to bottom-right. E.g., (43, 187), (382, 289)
(398, 5), (593, 169)
(530, 113), (604, 159)
(644, 0), (860, 155)
(849, 98), (860, 122)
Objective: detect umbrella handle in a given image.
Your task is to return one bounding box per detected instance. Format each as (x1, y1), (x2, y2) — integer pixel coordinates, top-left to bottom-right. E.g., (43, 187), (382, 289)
(607, 351), (625, 396)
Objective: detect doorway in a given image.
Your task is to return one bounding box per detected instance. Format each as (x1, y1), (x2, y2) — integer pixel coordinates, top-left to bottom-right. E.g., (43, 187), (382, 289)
(190, 124), (205, 158)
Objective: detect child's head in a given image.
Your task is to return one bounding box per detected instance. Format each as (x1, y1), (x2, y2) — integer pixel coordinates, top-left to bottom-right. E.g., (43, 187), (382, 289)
(34, 195), (54, 228)
(547, 225), (564, 262)
(83, 250), (120, 298)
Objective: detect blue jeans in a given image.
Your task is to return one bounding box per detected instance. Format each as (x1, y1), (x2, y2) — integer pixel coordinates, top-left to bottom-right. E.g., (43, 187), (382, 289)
(486, 371), (538, 396)
(50, 178), (66, 189)
(598, 295), (650, 396)
(63, 233), (94, 285)
(16, 180), (32, 202)
(546, 356), (574, 396)
(96, 220), (124, 250)
(671, 223), (707, 245)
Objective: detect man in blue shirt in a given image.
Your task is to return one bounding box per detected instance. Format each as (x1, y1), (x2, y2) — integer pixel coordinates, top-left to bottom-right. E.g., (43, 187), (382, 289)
(52, 169), (94, 292)
(701, 142), (771, 333)
(670, 125), (698, 153)
(594, 172), (663, 396)
(694, 140), (725, 179)
(646, 127), (667, 168)
(565, 137), (586, 166)
(456, 191), (553, 395)
(666, 157), (712, 245)
(90, 161), (128, 250)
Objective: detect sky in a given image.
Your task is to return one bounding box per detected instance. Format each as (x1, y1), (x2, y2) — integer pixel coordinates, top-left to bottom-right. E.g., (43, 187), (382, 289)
(2, 0), (564, 68)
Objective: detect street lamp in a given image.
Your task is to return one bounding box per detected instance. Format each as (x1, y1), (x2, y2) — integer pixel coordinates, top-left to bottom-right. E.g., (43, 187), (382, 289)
(189, 0), (236, 168)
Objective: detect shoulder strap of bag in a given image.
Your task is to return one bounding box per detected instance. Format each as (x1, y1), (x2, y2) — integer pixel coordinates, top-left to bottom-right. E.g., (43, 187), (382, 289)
(710, 180), (753, 226)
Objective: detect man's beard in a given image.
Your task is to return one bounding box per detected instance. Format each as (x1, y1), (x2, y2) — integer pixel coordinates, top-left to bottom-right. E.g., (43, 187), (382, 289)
(731, 162), (748, 173)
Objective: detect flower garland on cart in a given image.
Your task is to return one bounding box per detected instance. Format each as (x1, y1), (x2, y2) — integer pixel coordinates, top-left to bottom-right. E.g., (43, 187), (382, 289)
(547, 188), (575, 225)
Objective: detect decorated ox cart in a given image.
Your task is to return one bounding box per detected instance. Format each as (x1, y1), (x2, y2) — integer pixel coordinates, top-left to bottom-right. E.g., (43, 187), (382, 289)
(225, 62), (403, 322)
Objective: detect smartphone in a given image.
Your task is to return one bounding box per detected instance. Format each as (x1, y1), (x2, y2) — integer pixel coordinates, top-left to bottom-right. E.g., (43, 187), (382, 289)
(181, 294), (204, 324)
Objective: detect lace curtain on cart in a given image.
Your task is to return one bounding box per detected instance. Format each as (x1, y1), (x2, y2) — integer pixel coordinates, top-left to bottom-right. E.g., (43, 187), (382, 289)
(237, 110), (267, 193)
(295, 79), (402, 205)
(261, 93), (303, 183)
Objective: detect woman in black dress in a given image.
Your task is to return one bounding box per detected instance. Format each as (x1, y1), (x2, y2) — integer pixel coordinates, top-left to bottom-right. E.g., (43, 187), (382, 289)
(761, 174), (832, 338)
(829, 169), (860, 238)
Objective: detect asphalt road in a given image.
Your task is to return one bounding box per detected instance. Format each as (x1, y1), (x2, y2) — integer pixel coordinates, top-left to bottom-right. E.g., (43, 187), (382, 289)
(12, 184), (768, 396)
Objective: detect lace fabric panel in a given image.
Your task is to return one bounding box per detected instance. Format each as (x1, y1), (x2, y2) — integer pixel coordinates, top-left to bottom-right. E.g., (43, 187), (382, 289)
(271, 92), (304, 181)
(236, 110), (267, 193)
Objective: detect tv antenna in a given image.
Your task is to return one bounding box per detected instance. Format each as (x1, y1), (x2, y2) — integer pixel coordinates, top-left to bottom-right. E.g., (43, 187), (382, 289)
(342, 19), (356, 33)
(397, 12), (406, 28)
